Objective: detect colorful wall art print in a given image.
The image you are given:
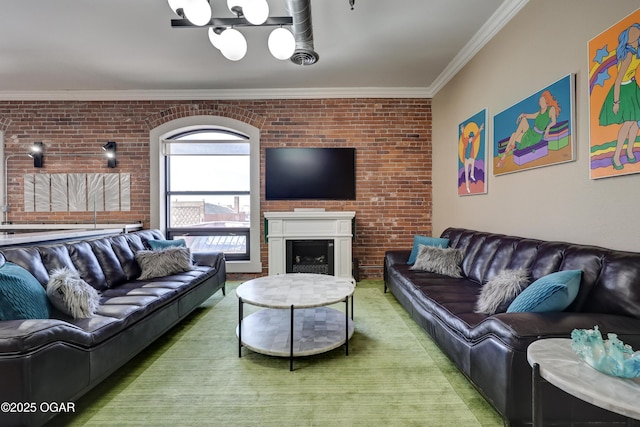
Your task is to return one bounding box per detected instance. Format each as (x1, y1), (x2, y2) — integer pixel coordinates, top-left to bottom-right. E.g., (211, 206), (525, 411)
(493, 74), (575, 176)
(458, 109), (487, 195)
(588, 8), (640, 179)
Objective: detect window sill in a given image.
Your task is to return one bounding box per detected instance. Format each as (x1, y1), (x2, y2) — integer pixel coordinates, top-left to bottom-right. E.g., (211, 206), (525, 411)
(226, 259), (263, 274)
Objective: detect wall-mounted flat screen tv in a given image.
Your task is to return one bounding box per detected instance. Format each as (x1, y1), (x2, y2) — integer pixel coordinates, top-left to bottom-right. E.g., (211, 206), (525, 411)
(265, 147), (356, 200)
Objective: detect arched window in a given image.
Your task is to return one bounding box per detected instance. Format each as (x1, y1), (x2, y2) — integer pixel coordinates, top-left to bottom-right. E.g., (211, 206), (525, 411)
(164, 128), (250, 260)
(150, 117), (261, 273)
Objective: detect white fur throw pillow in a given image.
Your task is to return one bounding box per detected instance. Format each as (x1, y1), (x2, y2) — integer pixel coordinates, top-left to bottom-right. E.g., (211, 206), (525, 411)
(136, 247), (192, 280)
(410, 244), (463, 278)
(46, 267), (100, 319)
(475, 268), (531, 315)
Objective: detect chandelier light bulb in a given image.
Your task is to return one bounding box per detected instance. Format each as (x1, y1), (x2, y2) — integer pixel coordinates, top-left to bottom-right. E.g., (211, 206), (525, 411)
(220, 28), (247, 61)
(183, 0), (212, 26)
(268, 27), (296, 60)
(243, 0), (269, 25)
(208, 27), (224, 50)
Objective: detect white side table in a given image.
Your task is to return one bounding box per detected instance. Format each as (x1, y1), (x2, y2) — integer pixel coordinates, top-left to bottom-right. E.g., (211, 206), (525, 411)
(527, 338), (640, 427)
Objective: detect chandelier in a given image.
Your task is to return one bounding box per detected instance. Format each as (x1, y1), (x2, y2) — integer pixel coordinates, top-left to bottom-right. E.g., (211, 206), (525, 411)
(168, 0), (318, 64)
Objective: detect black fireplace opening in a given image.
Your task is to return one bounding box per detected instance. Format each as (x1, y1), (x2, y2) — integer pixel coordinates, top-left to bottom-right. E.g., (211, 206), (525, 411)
(286, 239), (334, 275)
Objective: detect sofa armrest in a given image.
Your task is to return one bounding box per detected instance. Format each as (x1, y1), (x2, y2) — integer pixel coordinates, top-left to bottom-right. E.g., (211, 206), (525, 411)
(0, 319), (88, 353)
(385, 250), (411, 265)
(192, 251), (225, 268)
(486, 312), (640, 351)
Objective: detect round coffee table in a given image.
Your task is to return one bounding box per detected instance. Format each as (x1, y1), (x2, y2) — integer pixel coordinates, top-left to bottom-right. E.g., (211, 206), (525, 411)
(236, 273), (355, 371)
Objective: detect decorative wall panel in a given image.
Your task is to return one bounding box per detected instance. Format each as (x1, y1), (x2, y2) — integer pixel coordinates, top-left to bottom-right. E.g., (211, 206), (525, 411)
(23, 174), (34, 212)
(23, 173), (131, 212)
(35, 174), (50, 212)
(120, 173), (130, 211)
(87, 174), (104, 211)
(51, 174), (68, 212)
(68, 173), (87, 212)
(104, 174), (120, 211)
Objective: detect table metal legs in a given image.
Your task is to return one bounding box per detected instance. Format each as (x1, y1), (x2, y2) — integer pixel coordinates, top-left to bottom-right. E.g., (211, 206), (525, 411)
(239, 294), (354, 371)
(532, 361), (638, 426)
(345, 297), (349, 356)
(238, 297), (243, 358)
(290, 296), (352, 371)
(290, 305), (294, 371)
(532, 362), (542, 427)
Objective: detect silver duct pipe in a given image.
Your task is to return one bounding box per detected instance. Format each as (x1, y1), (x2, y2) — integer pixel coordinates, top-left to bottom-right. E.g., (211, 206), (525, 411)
(285, 0), (319, 66)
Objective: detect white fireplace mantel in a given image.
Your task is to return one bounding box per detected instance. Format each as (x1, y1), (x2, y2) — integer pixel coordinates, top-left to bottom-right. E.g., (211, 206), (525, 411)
(264, 211), (355, 282)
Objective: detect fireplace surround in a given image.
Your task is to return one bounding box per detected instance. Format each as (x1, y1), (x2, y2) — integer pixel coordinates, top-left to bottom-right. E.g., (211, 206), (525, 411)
(264, 210), (355, 282)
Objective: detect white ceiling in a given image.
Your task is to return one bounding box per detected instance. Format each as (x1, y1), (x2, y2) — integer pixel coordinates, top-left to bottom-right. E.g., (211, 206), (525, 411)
(0, 0), (527, 100)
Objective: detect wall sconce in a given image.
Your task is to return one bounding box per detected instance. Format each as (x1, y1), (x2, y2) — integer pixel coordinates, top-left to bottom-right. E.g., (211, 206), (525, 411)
(28, 142), (44, 168)
(102, 141), (117, 168)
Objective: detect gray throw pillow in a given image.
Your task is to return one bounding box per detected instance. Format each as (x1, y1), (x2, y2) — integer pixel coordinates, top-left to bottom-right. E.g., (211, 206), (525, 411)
(136, 247), (192, 280)
(475, 268), (530, 315)
(46, 267), (100, 319)
(410, 244), (463, 278)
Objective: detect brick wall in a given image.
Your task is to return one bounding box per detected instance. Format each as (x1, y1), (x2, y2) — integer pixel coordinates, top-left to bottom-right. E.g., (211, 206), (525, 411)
(0, 98), (432, 279)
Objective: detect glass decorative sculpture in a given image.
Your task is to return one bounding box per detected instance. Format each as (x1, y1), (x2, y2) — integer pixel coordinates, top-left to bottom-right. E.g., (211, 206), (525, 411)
(571, 326), (640, 379)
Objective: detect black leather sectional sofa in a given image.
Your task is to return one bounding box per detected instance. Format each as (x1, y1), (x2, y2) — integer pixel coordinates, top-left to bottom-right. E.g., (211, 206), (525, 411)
(384, 227), (640, 426)
(0, 229), (226, 427)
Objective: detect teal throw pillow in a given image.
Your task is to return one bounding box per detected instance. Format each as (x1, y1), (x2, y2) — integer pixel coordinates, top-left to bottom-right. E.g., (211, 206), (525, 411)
(0, 262), (51, 320)
(148, 239), (187, 250)
(506, 270), (582, 313)
(407, 235), (449, 265)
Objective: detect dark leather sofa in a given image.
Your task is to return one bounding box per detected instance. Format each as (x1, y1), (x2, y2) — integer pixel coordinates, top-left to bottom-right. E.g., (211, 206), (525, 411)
(0, 229), (226, 427)
(384, 227), (640, 427)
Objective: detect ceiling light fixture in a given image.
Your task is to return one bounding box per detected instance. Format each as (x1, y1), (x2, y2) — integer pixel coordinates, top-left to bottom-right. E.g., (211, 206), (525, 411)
(168, 0), (313, 64)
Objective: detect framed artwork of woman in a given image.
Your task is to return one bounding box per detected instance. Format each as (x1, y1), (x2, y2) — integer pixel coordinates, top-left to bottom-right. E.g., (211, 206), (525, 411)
(588, 8), (640, 179)
(458, 109), (488, 195)
(493, 74), (575, 176)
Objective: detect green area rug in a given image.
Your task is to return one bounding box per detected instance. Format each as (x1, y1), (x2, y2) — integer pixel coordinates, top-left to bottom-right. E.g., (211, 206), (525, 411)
(50, 280), (502, 427)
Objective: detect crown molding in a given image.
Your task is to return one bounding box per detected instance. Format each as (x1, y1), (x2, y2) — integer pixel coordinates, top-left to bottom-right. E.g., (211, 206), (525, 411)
(429, 0), (529, 96)
(0, 87), (433, 101)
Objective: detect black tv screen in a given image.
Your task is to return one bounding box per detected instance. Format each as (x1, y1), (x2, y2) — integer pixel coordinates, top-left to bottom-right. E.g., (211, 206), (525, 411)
(265, 147), (356, 200)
